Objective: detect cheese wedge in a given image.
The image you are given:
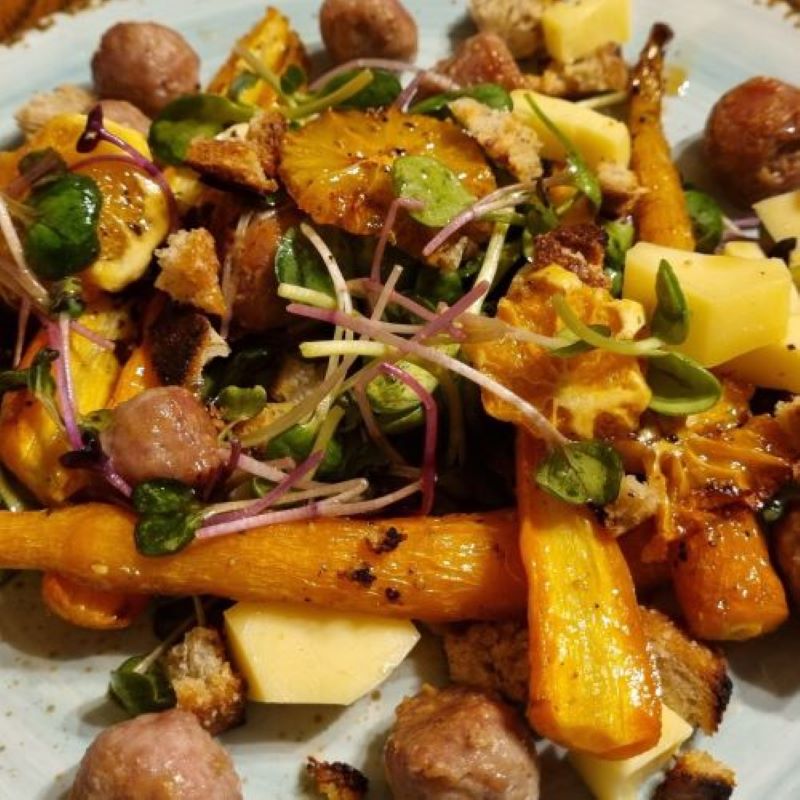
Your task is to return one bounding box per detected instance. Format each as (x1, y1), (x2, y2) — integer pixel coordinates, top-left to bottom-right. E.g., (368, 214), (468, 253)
(754, 189), (800, 242)
(721, 241), (766, 261)
(570, 704), (693, 800)
(542, 0), (632, 64)
(623, 242), (792, 366)
(224, 601), (420, 705)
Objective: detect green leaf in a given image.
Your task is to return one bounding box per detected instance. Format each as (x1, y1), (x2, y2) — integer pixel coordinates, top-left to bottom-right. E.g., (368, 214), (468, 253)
(413, 266), (464, 309)
(685, 189), (723, 254)
(24, 174), (102, 280)
(366, 361), (438, 415)
(280, 64), (307, 96)
(17, 147), (67, 187)
(391, 155), (475, 228)
(217, 385), (267, 423)
(0, 348), (61, 424)
(535, 440), (623, 505)
(148, 93), (255, 165)
(646, 352), (722, 416)
(275, 226), (335, 296)
(603, 219), (634, 297)
(134, 512), (200, 556)
(49, 276), (85, 319)
(109, 655), (176, 716)
(549, 325), (612, 357)
(650, 259), (689, 345)
(321, 68), (401, 109)
(409, 83), (513, 116)
(265, 422), (343, 479)
(524, 95), (601, 209)
(133, 479), (197, 516)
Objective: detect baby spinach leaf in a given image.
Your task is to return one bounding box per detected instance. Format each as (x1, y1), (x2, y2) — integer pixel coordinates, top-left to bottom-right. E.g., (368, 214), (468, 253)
(24, 174), (102, 280)
(275, 226), (335, 296)
(603, 219), (634, 297)
(646, 352), (721, 416)
(148, 93), (255, 165)
(535, 440), (623, 505)
(524, 95), (601, 209)
(109, 654), (176, 717)
(409, 83), (513, 116)
(217, 385), (267, 423)
(321, 68), (401, 109)
(685, 189), (723, 254)
(650, 259), (689, 345)
(392, 155), (475, 228)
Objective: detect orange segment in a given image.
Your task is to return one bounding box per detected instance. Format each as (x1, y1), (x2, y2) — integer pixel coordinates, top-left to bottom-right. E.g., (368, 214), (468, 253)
(279, 109), (496, 253)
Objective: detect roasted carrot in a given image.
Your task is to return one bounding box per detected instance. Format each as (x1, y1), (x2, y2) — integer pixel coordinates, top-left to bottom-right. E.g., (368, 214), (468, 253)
(629, 24), (695, 250)
(671, 508), (788, 640)
(0, 505), (527, 622)
(517, 431), (661, 759)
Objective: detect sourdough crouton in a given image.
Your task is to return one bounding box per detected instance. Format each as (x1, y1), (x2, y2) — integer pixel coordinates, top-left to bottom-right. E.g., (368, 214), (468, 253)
(603, 475), (659, 537)
(164, 626), (246, 735)
(307, 758), (369, 800)
(247, 110), (287, 179)
(532, 223), (608, 288)
(449, 97), (543, 183)
(15, 84), (96, 137)
(432, 33), (527, 92)
(184, 137), (279, 195)
(469, 0), (549, 59)
(526, 43), (629, 98)
(654, 750), (736, 800)
(641, 608), (732, 734)
(155, 228), (226, 316)
(597, 160), (646, 217)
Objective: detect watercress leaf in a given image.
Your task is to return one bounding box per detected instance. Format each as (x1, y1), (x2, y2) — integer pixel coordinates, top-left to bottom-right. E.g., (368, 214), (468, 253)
(109, 654), (176, 716)
(24, 174), (102, 280)
(549, 325), (611, 357)
(132, 479), (197, 516)
(410, 83), (512, 116)
(148, 93), (255, 166)
(392, 154), (475, 228)
(217, 385), (267, 423)
(134, 511), (200, 556)
(685, 189), (723, 254)
(367, 361), (438, 415)
(321, 68), (401, 109)
(280, 64), (307, 96)
(524, 95), (601, 209)
(650, 259), (689, 345)
(535, 440), (623, 505)
(646, 352), (722, 416)
(275, 226), (335, 296)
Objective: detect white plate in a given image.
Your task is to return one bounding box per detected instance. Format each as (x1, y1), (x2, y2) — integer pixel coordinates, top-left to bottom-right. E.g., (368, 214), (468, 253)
(1, 2), (799, 798)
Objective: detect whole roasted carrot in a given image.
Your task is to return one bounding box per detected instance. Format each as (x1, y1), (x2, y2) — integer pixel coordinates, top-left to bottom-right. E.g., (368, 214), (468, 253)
(629, 24), (695, 250)
(0, 505), (526, 622)
(517, 431), (661, 759)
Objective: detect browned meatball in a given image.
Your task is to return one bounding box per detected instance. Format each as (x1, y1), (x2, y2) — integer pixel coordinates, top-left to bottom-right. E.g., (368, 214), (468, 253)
(91, 22), (200, 116)
(101, 386), (224, 487)
(384, 685), (540, 800)
(704, 76), (800, 206)
(69, 709), (242, 800)
(98, 99), (151, 136)
(320, 0), (418, 65)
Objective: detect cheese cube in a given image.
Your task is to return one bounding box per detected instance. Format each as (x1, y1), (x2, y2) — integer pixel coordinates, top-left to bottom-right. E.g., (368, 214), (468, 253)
(725, 314), (800, 392)
(224, 601), (420, 705)
(570, 704), (693, 800)
(623, 242), (791, 366)
(721, 241), (766, 260)
(542, 0), (632, 63)
(512, 90), (631, 168)
(754, 189), (800, 242)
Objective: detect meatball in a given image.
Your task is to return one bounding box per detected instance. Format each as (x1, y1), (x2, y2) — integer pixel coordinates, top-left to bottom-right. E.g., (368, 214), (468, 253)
(69, 709), (242, 800)
(98, 99), (151, 136)
(384, 685), (540, 800)
(704, 76), (800, 206)
(91, 22), (200, 116)
(320, 0), (418, 65)
(101, 386), (225, 487)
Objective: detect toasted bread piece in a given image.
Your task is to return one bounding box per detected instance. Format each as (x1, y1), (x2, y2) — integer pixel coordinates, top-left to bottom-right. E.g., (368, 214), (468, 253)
(247, 109), (286, 179)
(526, 43), (629, 99)
(654, 750), (736, 800)
(597, 160), (645, 218)
(307, 758), (368, 800)
(185, 137), (278, 195)
(641, 608), (732, 734)
(164, 626), (246, 735)
(155, 228), (226, 316)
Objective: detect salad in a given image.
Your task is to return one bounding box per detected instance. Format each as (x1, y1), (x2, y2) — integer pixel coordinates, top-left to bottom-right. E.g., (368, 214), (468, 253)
(0, 0), (799, 798)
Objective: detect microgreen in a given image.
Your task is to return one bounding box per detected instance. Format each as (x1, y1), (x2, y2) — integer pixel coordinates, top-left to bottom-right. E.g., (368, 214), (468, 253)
(284, 70), (375, 120)
(685, 189), (723, 254)
(216, 385), (267, 423)
(524, 95), (601, 209)
(320, 68), (401, 109)
(132, 479), (203, 556)
(646, 352), (722, 415)
(535, 440), (623, 505)
(760, 482), (800, 526)
(650, 259), (689, 345)
(109, 654), (176, 717)
(23, 174), (102, 280)
(0, 348), (60, 426)
(148, 93), (255, 165)
(602, 218), (634, 297)
(49, 276), (85, 319)
(264, 422), (343, 479)
(366, 360), (438, 415)
(409, 83), (512, 116)
(280, 64), (308, 96)
(275, 226), (336, 299)
(391, 155), (475, 228)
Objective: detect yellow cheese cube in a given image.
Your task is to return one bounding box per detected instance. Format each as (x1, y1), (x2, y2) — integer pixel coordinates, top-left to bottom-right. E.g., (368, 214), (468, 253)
(725, 314), (800, 392)
(542, 0), (632, 63)
(623, 242), (791, 366)
(512, 90), (631, 168)
(722, 241), (766, 260)
(570, 704), (693, 800)
(754, 189), (800, 242)
(224, 601), (420, 705)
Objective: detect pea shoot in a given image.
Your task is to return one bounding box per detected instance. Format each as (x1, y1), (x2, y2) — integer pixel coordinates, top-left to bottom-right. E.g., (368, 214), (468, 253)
(132, 479), (203, 557)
